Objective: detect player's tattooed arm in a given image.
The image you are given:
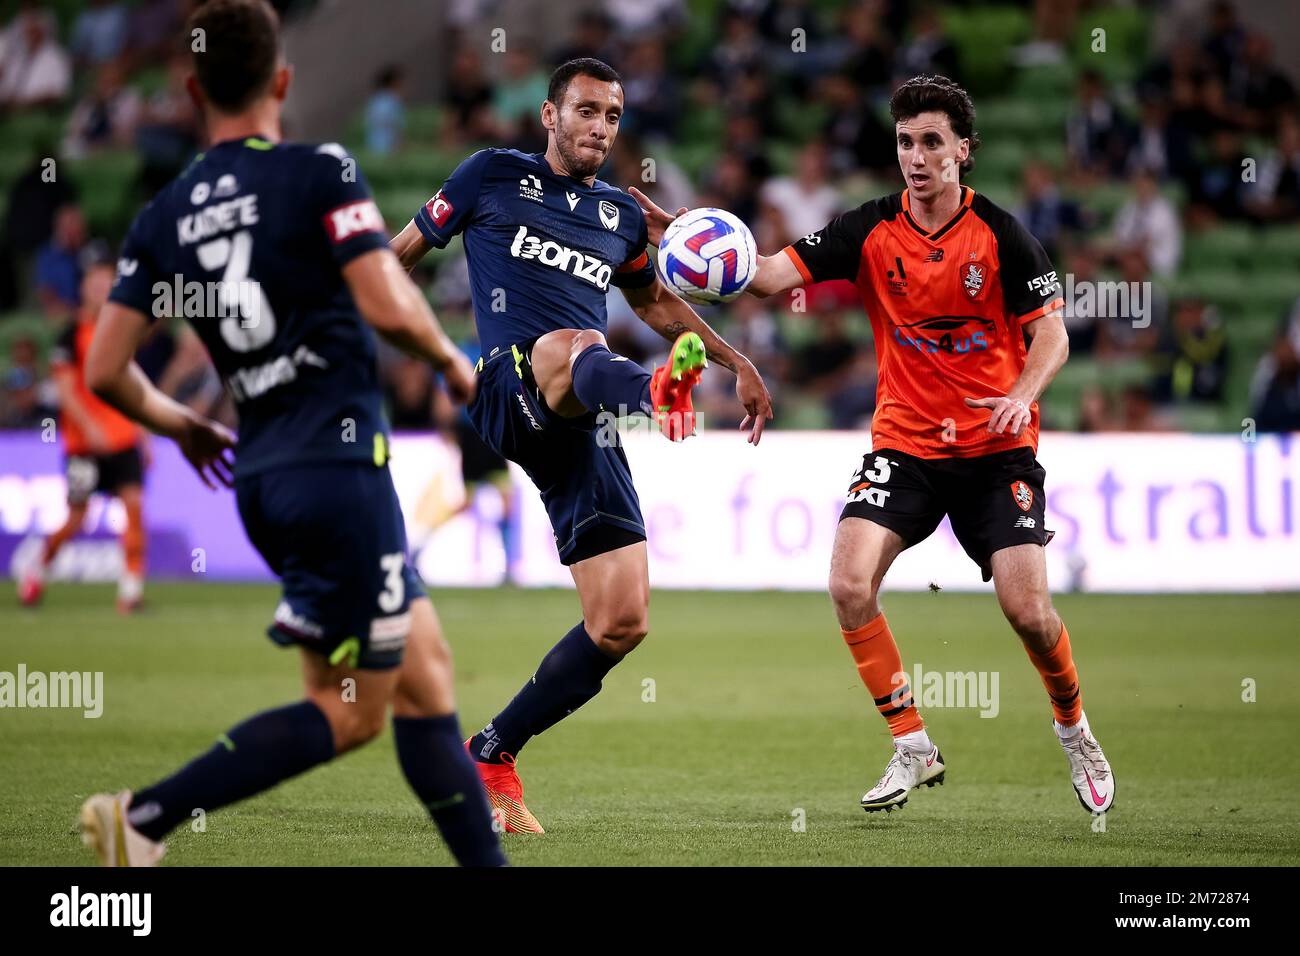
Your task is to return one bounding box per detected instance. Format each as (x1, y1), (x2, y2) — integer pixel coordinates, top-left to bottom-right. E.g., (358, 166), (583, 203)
(623, 276), (774, 443)
(390, 219), (432, 272)
(964, 307), (1069, 436)
(625, 279), (740, 370)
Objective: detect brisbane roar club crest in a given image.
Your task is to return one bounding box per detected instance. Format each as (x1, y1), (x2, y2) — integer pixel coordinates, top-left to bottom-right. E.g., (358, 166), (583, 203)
(961, 260), (989, 300)
(1011, 480), (1034, 512)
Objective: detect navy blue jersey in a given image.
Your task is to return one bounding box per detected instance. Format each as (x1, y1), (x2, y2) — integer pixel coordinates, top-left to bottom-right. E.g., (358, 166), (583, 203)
(109, 136), (392, 478)
(413, 148), (655, 358)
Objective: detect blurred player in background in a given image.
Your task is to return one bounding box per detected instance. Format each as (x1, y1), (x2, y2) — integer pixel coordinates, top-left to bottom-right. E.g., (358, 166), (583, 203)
(410, 340), (522, 587)
(392, 57), (773, 832)
(76, 0), (503, 867)
(18, 260), (148, 613)
(639, 74), (1115, 818)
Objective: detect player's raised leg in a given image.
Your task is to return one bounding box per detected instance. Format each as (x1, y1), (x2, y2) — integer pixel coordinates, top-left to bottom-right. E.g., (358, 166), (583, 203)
(531, 326), (708, 441)
(468, 541), (648, 833)
(390, 596), (506, 865)
(991, 543), (1113, 813)
(829, 517), (945, 811)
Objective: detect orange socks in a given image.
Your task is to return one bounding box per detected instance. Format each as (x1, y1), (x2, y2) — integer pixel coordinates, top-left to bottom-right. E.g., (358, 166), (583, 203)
(841, 614), (924, 737)
(43, 516), (82, 565)
(1024, 622), (1082, 726)
(122, 502), (146, 577)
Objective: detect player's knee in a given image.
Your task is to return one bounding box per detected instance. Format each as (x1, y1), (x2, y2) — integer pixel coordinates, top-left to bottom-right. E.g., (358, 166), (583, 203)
(312, 692), (387, 752)
(567, 329), (607, 365)
(589, 608), (649, 655)
(337, 705), (387, 750)
(828, 566), (877, 620)
(1003, 599), (1057, 647)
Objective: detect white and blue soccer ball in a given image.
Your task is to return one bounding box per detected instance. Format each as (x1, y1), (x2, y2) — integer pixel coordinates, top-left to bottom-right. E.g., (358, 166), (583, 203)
(657, 207), (757, 304)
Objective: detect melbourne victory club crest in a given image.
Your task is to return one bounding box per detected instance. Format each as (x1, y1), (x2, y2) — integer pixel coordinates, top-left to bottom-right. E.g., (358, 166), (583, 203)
(1011, 480), (1034, 512)
(961, 260), (988, 299)
(599, 200), (619, 231)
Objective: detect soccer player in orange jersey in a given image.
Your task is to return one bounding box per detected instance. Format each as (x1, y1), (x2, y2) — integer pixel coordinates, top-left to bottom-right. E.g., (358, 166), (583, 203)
(634, 75), (1114, 815)
(19, 261), (149, 613)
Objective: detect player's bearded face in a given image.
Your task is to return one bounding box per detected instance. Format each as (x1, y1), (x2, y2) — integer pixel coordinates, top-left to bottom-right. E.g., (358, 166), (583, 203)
(555, 113), (607, 177)
(550, 81), (622, 179)
(896, 112), (967, 200)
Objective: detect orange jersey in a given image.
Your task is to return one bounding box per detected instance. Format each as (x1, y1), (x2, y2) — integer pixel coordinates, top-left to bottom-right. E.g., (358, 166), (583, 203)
(784, 186), (1064, 459)
(50, 317), (140, 456)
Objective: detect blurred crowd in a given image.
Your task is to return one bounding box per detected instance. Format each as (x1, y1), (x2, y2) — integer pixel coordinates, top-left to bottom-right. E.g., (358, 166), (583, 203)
(3, 0), (1299, 438)
(386, 0), (1300, 435)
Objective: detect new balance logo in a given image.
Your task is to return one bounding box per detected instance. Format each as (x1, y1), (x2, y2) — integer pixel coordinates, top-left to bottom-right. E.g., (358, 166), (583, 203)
(926, 248), (945, 262)
(1014, 515), (1036, 529)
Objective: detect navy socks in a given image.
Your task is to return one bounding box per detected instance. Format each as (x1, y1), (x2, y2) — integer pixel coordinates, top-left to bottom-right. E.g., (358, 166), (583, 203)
(127, 700), (335, 842)
(470, 622), (619, 763)
(569, 344), (653, 417)
(392, 713), (506, 867)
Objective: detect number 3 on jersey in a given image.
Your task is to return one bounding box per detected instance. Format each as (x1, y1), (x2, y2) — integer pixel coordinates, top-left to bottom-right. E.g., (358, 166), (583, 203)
(196, 230), (277, 352)
(378, 552), (405, 613)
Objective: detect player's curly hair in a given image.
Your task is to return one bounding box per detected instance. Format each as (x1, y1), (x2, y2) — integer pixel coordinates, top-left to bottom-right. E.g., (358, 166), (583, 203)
(188, 0), (281, 114)
(889, 74), (981, 175)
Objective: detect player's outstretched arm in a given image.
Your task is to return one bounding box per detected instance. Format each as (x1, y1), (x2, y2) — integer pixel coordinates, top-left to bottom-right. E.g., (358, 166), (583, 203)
(622, 275), (774, 444)
(389, 219), (432, 272)
(342, 247), (476, 404)
(746, 252), (806, 298)
(86, 303), (236, 489)
(964, 308), (1070, 436)
(627, 186), (804, 299)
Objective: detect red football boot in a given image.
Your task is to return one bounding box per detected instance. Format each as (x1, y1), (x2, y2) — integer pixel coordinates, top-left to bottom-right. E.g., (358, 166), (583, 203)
(464, 740), (544, 834)
(649, 331), (708, 441)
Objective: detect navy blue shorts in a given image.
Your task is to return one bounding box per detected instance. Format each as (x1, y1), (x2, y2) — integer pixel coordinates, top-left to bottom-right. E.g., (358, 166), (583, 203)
(236, 460), (423, 670)
(468, 345), (645, 565)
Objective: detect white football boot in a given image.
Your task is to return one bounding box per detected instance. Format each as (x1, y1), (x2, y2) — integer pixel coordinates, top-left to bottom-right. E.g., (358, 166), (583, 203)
(861, 743), (945, 812)
(1056, 711), (1115, 814)
(80, 790), (166, 867)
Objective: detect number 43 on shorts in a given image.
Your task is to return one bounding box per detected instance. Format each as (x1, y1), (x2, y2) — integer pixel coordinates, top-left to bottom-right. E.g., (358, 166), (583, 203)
(847, 455), (894, 508)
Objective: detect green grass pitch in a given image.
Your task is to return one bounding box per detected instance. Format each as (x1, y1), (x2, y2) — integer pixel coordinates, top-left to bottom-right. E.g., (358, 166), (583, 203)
(3, 583), (1298, 866)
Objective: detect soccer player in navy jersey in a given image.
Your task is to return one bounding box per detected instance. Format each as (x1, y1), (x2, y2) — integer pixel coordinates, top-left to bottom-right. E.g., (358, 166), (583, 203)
(77, 0), (504, 866)
(390, 58), (774, 832)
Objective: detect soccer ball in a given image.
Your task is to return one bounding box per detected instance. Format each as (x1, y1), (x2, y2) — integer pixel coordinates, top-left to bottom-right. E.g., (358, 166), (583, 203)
(657, 207), (757, 304)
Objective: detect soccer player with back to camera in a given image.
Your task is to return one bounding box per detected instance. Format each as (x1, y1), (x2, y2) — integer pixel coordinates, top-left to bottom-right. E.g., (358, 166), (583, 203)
(636, 74), (1115, 816)
(391, 57), (774, 832)
(77, 0), (504, 865)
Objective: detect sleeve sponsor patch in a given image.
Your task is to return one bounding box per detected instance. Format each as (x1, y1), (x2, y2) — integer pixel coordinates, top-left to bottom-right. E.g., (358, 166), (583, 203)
(424, 191), (454, 228)
(324, 199), (385, 243)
